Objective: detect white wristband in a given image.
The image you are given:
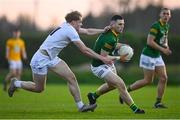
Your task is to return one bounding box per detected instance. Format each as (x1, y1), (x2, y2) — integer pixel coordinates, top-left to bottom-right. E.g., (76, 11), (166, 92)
(115, 56), (120, 60)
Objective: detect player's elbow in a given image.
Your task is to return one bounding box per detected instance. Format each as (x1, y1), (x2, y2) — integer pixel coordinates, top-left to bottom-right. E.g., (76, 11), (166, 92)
(147, 35), (155, 46)
(147, 39), (154, 46)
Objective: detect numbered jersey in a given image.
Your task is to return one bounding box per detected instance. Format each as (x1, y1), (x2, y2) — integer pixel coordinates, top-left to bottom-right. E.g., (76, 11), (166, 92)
(142, 20), (170, 58)
(39, 22), (81, 59)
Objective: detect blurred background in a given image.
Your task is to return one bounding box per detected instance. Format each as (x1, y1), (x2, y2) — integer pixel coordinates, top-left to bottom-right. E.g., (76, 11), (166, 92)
(0, 0), (179, 85)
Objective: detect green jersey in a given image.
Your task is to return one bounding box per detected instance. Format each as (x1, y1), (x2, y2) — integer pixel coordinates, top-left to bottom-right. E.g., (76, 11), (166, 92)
(92, 30), (119, 67)
(142, 20), (170, 58)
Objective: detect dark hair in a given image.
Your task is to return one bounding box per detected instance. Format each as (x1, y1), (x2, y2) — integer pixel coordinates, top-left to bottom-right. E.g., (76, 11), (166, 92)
(161, 7), (170, 12)
(12, 27), (20, 32)
(65, 11), (82, 23)
(111, 15), (123, 21)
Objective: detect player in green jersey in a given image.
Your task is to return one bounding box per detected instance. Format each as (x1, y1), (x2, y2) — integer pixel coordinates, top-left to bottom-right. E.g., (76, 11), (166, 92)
(87, 15), (145, 114)
(119, 8), (172, 108)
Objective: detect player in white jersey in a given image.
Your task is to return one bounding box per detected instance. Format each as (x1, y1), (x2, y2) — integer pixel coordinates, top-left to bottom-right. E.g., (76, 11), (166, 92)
(8, 11), (113, 112)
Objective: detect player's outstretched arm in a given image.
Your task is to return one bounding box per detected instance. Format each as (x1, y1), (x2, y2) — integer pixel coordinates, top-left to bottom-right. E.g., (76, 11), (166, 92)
(73, 40), (113, 65)
(79, 26), (111, 35)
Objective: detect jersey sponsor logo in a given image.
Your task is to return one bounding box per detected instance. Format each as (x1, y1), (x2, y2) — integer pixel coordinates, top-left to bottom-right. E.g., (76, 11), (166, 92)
(98, 70), (105, 77)
(142, 61), (154, 67)
(160, 35), (167, 45)
(104, 43), (113, 49)
(14, 44), (20, 53)
(150, 28), (158, 34)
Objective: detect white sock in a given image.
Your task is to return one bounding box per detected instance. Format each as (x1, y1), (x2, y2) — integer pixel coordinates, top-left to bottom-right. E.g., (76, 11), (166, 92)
(14, 80), (22, 88)
(76, 101), (84, 109)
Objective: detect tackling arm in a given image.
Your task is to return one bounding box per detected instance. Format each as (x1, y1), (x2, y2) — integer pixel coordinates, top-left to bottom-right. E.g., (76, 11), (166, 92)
(79, 28), (104, 35)
(73, 40), (113, 65)
(79, 26), (111, 35)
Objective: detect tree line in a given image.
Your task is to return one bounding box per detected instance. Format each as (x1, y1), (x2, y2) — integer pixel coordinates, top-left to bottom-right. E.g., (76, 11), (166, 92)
(0, 5), (180, 68)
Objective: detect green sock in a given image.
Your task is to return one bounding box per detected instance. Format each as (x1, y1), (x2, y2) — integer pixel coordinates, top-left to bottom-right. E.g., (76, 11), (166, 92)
(156, 98), (162, 104)
(130, 103), (138, 112)
(93, 92), (100, 99)
(127, 86), (132, 92)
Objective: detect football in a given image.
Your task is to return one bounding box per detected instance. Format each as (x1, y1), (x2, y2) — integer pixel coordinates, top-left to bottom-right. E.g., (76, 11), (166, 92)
(118, 44), (134, 61)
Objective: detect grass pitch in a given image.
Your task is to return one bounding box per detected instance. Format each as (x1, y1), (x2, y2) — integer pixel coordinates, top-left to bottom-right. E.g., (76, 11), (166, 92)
(0, 84), (179, 119)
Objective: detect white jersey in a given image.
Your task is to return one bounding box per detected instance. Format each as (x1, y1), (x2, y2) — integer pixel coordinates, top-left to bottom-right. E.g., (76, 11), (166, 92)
(39, 22), (81, 59)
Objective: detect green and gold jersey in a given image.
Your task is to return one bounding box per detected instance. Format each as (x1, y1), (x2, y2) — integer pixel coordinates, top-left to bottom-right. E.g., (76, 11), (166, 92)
(142, 20), (170, 58)
(92, 29), (119, 67)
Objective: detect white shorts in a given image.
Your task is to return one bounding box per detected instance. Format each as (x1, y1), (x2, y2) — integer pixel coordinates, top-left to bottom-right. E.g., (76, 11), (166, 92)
(91, 64), (116, 79)
(30, 51), (61, 75)
(9, 60), (22, 69)
(139, 54), (165, 70)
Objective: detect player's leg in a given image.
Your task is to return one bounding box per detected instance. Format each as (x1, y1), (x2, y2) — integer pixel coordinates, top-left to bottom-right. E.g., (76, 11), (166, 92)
(104, 72), (133, 105)
(129, 54), (155, 91)
(3, 69), (16, 91)
(16, 61), (23, 80)
(8, 73), (47, 97)
(119, 68), (155, 104)
(50, 60), (81, 102)
(21, 73), (47, 92)
(88, 64), (116, 104)
(154, 65), (168, 108)
(8, 52), (48, 96)
(16, 68), (22, 81)
(3, 61), (17, 91)
(88, 83), (115, 104)
(128, 69), (155, 91)
(50, 60), (97, 112)
(104, 71), (145, 113)
(119, 54), (155, 104)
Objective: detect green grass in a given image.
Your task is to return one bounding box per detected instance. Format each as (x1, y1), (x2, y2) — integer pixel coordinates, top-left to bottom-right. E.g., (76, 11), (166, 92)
(0, 84), (180, 119)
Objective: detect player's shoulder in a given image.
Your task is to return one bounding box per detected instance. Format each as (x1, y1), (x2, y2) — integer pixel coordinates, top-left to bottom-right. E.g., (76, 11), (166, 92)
(16, 38), (24, 43)
(62, 22), (78, 34)
(61, 22), (73, 30)
(98, 32), (114, 43)
(101, 30), (113, 37)
(7, 38), (13, 41)
(6, 38), (13, 44)
(19, 38), (24, 42)
(151, 21), (160, 28)
(106, 30), (117, 39)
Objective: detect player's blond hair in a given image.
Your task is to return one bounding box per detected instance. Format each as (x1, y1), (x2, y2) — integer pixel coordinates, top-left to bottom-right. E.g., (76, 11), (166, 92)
(65, 11), (82, 23)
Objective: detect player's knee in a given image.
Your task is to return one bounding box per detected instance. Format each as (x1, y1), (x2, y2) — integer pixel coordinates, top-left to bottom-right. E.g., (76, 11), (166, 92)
(144, 79), (152, 85)
(66, 74), (77, 82)
(159, 75), (168, 83)
(116, 81), (126, 91)
(11, 72), (17, 77)
(66, 75), (78, 86)
(16, 73), (21, 77)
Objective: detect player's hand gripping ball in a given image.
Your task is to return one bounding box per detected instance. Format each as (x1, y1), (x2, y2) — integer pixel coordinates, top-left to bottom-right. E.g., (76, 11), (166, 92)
(118, 44), (134, 61)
